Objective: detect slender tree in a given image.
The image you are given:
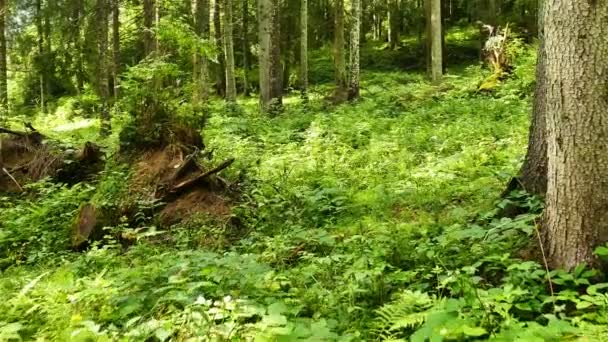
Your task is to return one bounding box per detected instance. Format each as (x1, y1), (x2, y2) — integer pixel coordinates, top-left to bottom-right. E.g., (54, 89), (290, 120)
(223, 0), (237, 102)
(241, 0), (250, 95)
(348, 0), (360, 100)
(333, 0), (347, 99)
(193, 0), (210, 110)
(0, 0), (7, 118)
(257, 0), (282, 112)
(96, 0), (110, 134)
(112, 0), (120, 100)
(430, 0), (442, 83)
(542, 0), (608, 270)
(214, 0), (226, 96)
(143, 0), (155, 56)
(300, 0), (308, 98)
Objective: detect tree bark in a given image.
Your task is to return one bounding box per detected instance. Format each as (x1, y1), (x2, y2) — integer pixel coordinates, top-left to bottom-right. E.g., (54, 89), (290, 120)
(192, 0), (210, 111)
(257, 0), (282, 112)
(35, 0), (46, 113)
(333, 0), (347, 98)
(543, 0), (608, 270)
(241, 0), (250, 96)
(0, 0), (7, 118)
(96, 0), (111, 135)
(430, 0), (442, 83)
(214, 0), (226, 97)
(300, 0), (308, 98)
(518, 3), (547, 197)
(143, 0), (155, 56)
(348, 0), (360, 100)
(223, 0), (237, 102)
(112, 0), (120, 100)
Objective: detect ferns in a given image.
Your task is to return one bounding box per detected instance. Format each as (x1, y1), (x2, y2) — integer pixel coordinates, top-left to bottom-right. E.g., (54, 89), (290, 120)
(372, 290), (434, 340)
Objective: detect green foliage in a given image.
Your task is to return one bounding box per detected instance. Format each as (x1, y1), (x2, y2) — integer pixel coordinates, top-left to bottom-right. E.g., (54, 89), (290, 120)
(2, 28), (607, 342)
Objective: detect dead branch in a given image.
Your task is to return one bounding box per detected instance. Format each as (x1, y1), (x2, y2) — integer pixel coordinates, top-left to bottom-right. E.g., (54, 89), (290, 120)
(2, 167), (24, 192)
(170, 158), (235, 194)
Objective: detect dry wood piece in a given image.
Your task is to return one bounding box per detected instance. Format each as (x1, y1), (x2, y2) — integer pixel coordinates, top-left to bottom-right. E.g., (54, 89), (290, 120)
(2, 167), (23, 192)
(171, 158), (235, 195)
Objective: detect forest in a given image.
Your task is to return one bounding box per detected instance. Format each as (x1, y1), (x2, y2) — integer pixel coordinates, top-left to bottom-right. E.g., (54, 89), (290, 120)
(0, 0), (607, 340)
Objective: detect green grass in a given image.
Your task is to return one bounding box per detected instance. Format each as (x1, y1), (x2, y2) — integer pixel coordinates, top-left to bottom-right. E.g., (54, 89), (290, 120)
(3, 42), (608, 341)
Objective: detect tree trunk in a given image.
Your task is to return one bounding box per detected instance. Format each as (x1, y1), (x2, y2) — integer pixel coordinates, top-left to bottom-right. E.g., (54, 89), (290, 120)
(35, 0), (46, 113)
(300, 0), (308, 98)
(425, 0), (431, 76)
(223, 0), (237, 102)
(518, 3), (547, 197)
(96, 0), (111, 135)
(193, 0), (210, 111)
(257, 0), (282, 112)
(143, 0), (155, 56)
(0, 0), (7, 118)
(430, 0), (442, 83)
(241, 0), (250, 96)
(333, 0), (347, 98)
(348, 0), (360, 101)
(112, 0), (120, 100)
(214, 0), (226, 97)
(543, 0), (608, 270)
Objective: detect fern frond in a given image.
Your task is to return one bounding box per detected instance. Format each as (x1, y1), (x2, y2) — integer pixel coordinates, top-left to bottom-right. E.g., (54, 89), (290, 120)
(372, 290), (435, 340)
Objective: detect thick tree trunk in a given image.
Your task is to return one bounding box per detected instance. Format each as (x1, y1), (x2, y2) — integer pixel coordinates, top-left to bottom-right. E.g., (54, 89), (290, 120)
(96, 0), (111, 135)
(112, 0), (120, 100)
(223, 0), (237, 102)
(257, 0), (282, 112)
(543, 0), (608, 270)
(348, 0), (360, 100)
(214, 0), (226, 97)
(430, 0), (442, 83)
(0, 0), (7, 118)
(300, 0), (308, 98)
(241, 0), (250, 96)
(143, 0), (155, 56)
(333, 0), (347, 98)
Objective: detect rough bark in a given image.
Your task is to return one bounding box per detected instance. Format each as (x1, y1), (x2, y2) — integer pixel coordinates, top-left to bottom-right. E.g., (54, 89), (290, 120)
(543, 0), (608, 270)
(143, 0), (155, 56)
(223, 0), (237, 102)
(430, 0), (442, 83)
(333, 0), (347, 99)
(348, 0), (360, 100)
(96, 0), (111, 135)
(0, 0), (7, 118)
(300, 0), (308, 98)
(112, 0), (120, 100)
(257, 0), (282, 112)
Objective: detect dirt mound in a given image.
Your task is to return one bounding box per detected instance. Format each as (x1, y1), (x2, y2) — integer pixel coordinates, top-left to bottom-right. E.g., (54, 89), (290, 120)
(0, 126), (104, 193)
(73, 131), (235, 249)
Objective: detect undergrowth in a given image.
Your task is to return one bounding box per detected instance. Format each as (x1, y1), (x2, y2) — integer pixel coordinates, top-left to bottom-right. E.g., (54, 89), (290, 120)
(3, 38), (608, 341)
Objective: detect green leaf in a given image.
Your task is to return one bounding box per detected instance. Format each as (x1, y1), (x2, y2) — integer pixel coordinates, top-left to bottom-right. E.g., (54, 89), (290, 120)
(462, 325), (487, 337)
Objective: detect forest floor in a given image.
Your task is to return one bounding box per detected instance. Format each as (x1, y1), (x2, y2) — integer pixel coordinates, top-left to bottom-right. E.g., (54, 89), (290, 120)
(2, 42), (608, 340)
